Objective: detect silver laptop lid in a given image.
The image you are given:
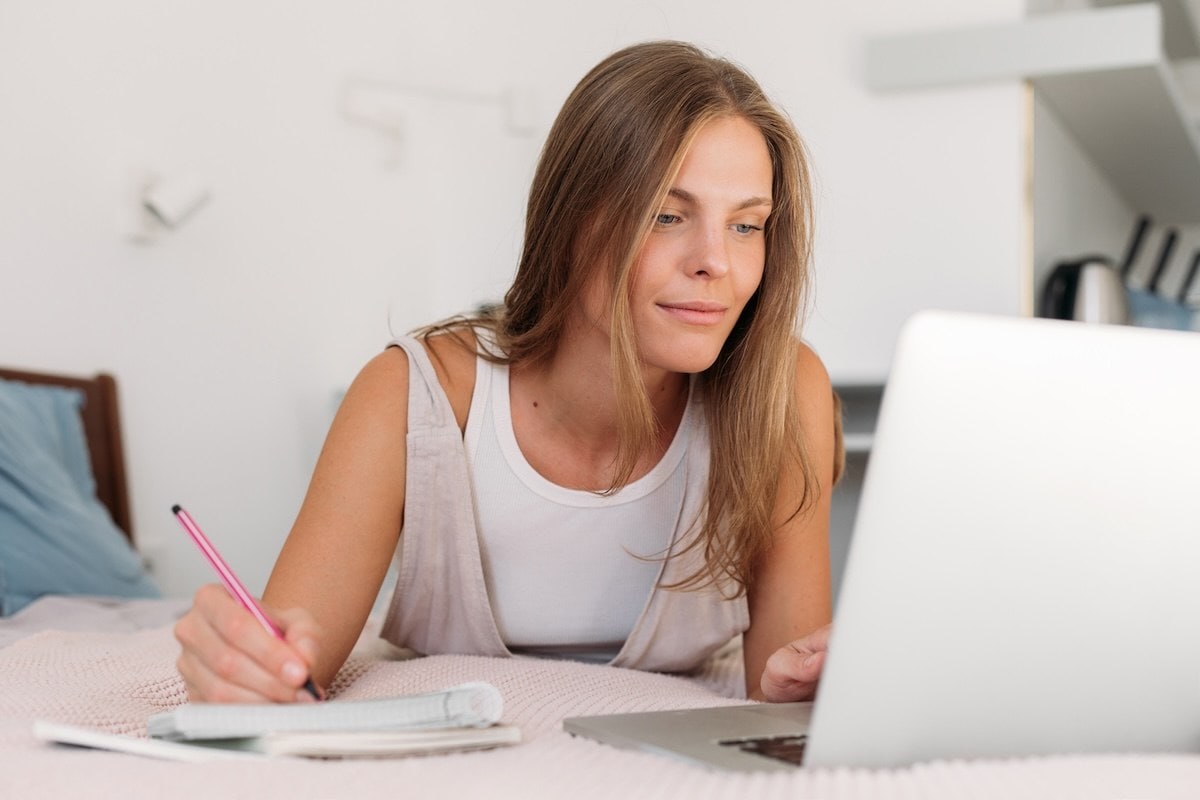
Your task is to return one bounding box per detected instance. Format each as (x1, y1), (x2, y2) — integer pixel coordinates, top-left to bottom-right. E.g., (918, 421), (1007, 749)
(805, 310), (1200, 768)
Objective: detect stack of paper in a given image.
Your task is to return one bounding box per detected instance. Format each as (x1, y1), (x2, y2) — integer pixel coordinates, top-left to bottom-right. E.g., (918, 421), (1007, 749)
(36, 682), (520, 760)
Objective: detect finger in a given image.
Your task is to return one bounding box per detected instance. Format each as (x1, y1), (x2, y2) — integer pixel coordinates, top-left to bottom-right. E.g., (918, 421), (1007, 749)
(175, 605), (300, 703)
(178, 648), (315, 704)
(760, 673), (819, 703)
(760, 645), (826, 702)
(273, 608), (325, 699)
(766, 646), (825, 686)
(178, 586), (311, 702)
(202, 585), (317, 692)
(795, 648), (826, 682)
(177, 648), (268, 704)
(804, 623), (832, 653)
(274, 607), (322, 668)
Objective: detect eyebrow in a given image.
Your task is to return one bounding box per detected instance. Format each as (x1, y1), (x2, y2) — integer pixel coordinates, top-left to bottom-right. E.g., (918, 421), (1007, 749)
(667, 187), (773, 211)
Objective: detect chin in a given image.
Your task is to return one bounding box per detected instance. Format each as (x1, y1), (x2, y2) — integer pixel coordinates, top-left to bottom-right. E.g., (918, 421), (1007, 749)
(643, 340), (725, 375)
(633, 319), (737, 374)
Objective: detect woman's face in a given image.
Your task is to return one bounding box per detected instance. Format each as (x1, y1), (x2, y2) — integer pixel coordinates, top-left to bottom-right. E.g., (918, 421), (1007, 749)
(581, 115), (773, 375)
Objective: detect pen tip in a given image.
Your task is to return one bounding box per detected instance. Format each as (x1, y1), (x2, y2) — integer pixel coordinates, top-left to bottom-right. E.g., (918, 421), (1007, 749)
(171, 504), (182, 515)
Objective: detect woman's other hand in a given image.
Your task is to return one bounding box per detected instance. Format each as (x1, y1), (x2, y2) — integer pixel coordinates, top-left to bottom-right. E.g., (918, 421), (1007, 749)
(759, 623), (830, 703)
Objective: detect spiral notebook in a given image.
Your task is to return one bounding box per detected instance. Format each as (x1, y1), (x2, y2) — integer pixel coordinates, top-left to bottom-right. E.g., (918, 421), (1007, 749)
(37, 682), (520, 760)
(146, 681), (503, 740)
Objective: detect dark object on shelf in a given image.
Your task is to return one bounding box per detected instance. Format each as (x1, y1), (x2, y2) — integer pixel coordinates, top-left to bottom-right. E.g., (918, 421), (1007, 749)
(1039, 215), (1157, 325)
(1039, 257), (1129, 323)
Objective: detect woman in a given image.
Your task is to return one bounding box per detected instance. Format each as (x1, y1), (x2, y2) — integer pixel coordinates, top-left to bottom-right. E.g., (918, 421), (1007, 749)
(175, 40), (841, 705)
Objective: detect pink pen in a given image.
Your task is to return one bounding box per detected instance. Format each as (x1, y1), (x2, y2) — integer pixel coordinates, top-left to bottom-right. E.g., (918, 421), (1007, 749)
(172, 504), (320, 700)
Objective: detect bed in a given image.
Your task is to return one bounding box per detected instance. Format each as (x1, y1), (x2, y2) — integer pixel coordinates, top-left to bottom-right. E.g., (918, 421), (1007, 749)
(2, 369), (1199, 799)
(0, 366), (133, 537)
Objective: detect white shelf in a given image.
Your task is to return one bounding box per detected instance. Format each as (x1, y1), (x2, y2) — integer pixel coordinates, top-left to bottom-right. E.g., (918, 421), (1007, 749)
(865, 3), (1200, 223)
(836, 384), (884, 457)
(842, 433), (876, 455)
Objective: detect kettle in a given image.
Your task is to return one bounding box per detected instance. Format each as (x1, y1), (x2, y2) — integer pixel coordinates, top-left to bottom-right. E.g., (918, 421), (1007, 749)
(1039, 256), (1130, 325)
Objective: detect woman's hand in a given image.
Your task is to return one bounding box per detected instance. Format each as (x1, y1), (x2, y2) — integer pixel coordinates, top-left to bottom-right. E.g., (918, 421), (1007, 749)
(759, 623), (831, 703)
(174, 583), (324, 703)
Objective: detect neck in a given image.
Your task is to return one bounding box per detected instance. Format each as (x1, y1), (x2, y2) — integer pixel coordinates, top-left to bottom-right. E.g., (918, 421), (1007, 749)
(508, 317), (688, 477)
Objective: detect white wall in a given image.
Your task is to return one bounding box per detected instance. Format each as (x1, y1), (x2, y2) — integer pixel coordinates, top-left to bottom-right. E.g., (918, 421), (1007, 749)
(1031, 93), (1135, 297)
(0, 1), (1026, 597)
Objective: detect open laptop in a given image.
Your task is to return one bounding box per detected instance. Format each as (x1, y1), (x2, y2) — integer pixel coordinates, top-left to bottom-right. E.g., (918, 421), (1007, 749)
(564, 310), (1200, 770)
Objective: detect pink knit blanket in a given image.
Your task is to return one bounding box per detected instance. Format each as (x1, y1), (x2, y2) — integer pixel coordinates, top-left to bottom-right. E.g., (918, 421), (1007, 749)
(2, 624), (1198, 799)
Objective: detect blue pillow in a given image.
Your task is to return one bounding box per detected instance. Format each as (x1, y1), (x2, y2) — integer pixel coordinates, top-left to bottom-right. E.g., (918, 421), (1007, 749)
(0, 377), (160, 616)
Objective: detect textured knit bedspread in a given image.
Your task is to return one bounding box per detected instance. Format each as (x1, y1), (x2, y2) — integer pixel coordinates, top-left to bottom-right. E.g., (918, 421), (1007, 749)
(3, 621), (1199, 799)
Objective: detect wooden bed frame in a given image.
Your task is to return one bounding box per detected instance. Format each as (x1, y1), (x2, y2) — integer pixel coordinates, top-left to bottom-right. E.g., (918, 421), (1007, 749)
(0, 367), (133, 542)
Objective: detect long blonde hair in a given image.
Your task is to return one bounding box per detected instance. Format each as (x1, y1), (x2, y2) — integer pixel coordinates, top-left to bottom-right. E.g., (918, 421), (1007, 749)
(422, 40), (817, 595)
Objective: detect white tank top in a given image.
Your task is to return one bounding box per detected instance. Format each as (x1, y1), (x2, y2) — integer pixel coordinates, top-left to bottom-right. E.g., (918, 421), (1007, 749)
(463, 355), (694, 662)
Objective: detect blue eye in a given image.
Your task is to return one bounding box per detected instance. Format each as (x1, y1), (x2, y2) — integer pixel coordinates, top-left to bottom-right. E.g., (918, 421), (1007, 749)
(655, 213), (681, 226)
(733, 223), (763, 235)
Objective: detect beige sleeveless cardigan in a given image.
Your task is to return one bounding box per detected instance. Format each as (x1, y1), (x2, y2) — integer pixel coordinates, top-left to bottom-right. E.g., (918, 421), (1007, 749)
(378, 337), (748, 673)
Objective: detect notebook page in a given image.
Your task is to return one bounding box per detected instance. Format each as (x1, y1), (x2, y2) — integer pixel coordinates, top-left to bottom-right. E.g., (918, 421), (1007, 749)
(148, 682), (503, 741)
(258, 725), (522, 757)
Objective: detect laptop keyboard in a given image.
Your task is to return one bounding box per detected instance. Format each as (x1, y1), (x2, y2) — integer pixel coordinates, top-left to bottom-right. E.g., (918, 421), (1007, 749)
(718, 734), (807, 766)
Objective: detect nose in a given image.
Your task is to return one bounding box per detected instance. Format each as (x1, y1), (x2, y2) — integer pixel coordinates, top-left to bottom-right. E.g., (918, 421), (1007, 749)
(690, 224), (730, 279)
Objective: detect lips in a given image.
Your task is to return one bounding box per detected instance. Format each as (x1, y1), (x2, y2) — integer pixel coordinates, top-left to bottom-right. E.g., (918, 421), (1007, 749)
(657, 300), (728, 326)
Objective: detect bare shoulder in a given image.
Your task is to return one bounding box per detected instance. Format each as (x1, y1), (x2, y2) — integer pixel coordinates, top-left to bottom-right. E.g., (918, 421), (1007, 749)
(791, 339), (842, 484)
(356, 346), (411, 389)
(419, 328), (478, 431)
(791, 339), (833, 405)
(345, 329), (476, 432)
(335, 348), (412, 435)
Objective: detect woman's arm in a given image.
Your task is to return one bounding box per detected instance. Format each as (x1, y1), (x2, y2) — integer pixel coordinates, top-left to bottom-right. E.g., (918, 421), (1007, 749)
(262, 347), (413, 688)
(175, 347), (413, 701)
(742, 342), (838, 702)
